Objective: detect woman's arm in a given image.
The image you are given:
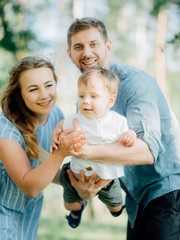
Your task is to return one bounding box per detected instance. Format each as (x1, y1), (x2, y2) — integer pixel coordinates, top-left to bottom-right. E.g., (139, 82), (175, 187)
(0, 138), (64, 198)
(52, 169), (61, 185)
(0, 128), (84, 198)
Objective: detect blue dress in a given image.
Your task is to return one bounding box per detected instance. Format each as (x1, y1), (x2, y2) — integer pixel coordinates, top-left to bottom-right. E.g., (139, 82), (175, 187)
(0, 106), (64, 240)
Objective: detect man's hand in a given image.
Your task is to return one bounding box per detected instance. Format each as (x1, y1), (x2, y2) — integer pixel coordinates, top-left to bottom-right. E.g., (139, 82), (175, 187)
(67, 169), (112, 200)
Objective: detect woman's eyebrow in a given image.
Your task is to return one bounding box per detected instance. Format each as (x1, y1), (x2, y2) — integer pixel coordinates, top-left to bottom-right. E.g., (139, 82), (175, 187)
(26, 80), (53, 89)
(26, 84), (37, 89)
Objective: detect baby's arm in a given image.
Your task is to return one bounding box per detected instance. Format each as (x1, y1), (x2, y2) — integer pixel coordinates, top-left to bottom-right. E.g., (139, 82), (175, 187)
(50, 120), (64, 153)
(119, 129), (137, 147)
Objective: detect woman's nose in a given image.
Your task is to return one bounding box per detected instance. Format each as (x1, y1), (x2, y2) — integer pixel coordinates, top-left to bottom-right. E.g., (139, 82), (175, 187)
(39, 88), (48, 99)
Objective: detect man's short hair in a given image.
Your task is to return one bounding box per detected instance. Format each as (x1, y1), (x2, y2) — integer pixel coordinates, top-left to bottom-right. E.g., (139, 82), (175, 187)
(67, 17), (108, 49)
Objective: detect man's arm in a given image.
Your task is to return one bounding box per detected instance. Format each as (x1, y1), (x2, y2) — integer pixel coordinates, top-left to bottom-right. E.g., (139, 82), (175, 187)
(67, 138), (154, 200)
(73, 138), (154, 166)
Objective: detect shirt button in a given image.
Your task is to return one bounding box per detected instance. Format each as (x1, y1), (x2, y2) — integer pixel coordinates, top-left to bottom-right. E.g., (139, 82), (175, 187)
(124, 180), (127, 184)
(143, 119), (147, 123)
(134, 197), (137, 201)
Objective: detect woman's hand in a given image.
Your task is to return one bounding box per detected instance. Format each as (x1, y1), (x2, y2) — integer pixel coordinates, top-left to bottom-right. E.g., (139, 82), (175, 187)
(50, 118), (87, 155)
(67, 169), (112, 199)
(56, 128), (87, 157)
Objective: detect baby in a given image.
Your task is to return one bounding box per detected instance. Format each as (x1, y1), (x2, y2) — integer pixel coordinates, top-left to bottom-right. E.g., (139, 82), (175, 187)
(52, 66), (136, 228)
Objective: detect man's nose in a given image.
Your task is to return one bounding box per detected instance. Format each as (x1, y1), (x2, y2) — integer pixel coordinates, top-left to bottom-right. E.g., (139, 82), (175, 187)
(82, 45), (92, 57)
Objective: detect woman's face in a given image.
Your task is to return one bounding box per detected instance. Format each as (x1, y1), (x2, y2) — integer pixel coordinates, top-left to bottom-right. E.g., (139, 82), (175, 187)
(19, 67), (57, 125)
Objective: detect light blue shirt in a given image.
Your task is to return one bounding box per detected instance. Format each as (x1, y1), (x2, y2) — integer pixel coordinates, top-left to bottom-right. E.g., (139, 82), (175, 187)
(0, 105), (64, 239)
(110, 63), (180, 227)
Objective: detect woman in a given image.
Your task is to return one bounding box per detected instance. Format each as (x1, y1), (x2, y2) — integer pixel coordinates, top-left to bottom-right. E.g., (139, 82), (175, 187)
(0, 56), (84, 240)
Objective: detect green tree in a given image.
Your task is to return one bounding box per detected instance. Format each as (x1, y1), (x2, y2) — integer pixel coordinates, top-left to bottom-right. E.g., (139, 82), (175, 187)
(0, 0), (40, 89)
(151, 0), (180, 49)
(151, 0), (180, 120)
(0, 0), (37, 55)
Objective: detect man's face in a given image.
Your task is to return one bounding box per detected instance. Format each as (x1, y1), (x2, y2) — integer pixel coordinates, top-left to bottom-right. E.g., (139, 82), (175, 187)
(68, 27), (112, 72)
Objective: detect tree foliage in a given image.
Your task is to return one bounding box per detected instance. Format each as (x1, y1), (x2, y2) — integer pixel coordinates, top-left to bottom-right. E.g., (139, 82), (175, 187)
(0, 0), (179, 119)
(151, 0), (180, 48)
(0, 0), (37, 55)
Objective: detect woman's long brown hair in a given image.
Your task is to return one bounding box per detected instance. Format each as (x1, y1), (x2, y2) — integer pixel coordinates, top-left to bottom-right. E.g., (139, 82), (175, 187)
(1, 56), (58, 160)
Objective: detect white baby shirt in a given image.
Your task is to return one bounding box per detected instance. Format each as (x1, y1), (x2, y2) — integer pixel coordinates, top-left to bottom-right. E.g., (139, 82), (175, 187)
(63, 111), (129, 179)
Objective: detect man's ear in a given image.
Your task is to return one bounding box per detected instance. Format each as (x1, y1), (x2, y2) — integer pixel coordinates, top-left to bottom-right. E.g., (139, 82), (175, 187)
(67, 49), (72, 60)
(108, 94), (116, 108)
(106, 39), (112, 52)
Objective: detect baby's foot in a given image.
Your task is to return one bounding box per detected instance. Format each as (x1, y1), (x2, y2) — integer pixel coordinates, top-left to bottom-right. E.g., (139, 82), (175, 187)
(66, 200), (88, 228)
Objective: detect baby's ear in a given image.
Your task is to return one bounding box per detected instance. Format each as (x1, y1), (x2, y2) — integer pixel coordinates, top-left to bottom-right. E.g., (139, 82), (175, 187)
(108, 94), (116, 108)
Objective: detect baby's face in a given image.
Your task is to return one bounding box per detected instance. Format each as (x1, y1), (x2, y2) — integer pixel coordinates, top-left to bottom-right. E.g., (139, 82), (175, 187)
(78, 77), (112, 119)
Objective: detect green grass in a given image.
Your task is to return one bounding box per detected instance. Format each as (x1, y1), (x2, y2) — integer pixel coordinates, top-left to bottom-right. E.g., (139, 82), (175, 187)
(37, 215), (127, 240)
(37, 184), (127, 240)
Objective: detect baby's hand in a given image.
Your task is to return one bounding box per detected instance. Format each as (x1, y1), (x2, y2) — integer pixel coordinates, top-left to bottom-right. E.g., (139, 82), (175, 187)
(119, 130), (136, 147)
(50, 128), (62, 153)
(50, 120), (64, 153)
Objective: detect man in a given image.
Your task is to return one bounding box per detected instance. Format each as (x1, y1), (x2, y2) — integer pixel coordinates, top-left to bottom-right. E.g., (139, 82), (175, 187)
(62, 17), (180, 240)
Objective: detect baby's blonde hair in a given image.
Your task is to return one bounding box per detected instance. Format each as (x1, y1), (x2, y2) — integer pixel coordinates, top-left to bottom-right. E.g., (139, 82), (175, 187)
(78, 66), (119, 95)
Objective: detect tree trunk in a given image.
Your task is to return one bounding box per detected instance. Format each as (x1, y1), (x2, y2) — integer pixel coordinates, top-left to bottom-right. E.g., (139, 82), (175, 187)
(155, 11), (168, 99)
(73, 0), (84, 19)
(136, 15), (147, 70)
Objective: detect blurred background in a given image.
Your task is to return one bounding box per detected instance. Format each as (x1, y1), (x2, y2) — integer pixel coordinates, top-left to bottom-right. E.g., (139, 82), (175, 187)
(0, 0), (179, 239)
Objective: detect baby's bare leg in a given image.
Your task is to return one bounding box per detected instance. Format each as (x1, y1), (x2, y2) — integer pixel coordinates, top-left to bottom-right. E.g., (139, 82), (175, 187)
(106, 204), (125, 217)
(64, 200), (83, 211)
(106, 204), (123, 212)
(65, 200), (88, 228)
